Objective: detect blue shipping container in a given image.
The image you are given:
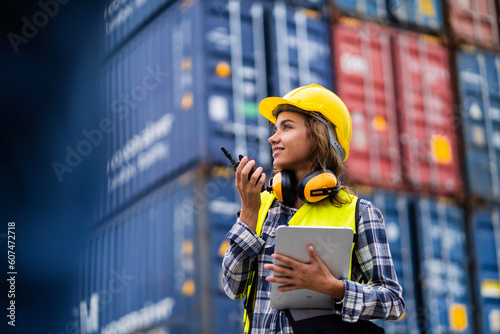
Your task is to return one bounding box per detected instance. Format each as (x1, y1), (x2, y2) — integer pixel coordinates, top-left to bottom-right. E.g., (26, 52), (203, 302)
(333, 0), (389, 22)
(99, 0), (335, 220)
(102, 0), (175, 55)
(357, 188), (420, 334)
(456, 49), (500, 203)
(79, 172), (200, 333)
(471, 207), (500, 334)
(387, 0), (443, 32)
(79, 166), (244, 334)
(414, 197), (473, 333)
(267, 1), (333, 96)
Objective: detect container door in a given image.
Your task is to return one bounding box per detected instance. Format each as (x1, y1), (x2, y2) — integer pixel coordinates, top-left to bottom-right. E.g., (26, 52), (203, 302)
(448, 0), (499, 49)
(203, 0), (272, 169)
(357, 189), (420, 334)
(333, 0), (389, 21)
(472, 207), (500, 334)
(456, 49), (500, 202)
(332, 19), (402, 190)
(414, 197), (473, 333)
(393, 31), (461, 196)
(268, 2), (333, 96)
(387, 0), (443, 32)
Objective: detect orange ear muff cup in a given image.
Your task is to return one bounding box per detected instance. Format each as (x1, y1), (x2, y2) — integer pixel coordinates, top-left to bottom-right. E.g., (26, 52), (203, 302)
(297, 170), (339, 203)
(270, 172), (284, 203)
(268, 170), (296, 207)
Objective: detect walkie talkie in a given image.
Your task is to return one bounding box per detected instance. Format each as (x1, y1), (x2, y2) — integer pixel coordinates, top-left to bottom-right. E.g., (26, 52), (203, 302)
(221, 147), (258, 181)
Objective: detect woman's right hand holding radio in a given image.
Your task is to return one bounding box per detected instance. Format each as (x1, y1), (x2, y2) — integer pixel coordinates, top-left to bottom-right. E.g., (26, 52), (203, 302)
(235, 156), (266, 233)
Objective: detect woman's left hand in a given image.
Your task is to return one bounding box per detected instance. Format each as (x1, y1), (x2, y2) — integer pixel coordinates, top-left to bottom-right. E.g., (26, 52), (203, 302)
(264, 245), (345, 300)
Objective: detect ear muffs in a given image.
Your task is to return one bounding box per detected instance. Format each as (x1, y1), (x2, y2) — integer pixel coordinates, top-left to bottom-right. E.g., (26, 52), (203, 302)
(297, 169), (340, 203)
(267, 170), (297, 207)
(267, 169), (340, 206)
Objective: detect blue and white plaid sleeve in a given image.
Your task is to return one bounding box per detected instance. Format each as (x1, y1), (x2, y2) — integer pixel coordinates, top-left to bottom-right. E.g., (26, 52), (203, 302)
(341, 199), (406, 323)
(222, 219), (265, 301)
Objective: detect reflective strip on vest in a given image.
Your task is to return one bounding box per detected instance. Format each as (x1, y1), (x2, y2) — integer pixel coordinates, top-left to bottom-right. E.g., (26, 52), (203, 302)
(243, 190), (358, 332)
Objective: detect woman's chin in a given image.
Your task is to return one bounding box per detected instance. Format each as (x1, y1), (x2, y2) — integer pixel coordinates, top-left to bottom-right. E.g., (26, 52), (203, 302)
(273, 161), (284, 169)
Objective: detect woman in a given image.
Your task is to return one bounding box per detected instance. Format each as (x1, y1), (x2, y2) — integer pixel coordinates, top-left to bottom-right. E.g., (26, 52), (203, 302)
(222, 84), (405, 333)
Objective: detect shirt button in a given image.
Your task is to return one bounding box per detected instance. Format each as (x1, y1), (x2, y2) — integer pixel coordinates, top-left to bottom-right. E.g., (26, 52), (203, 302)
(348, 313), (353, 318)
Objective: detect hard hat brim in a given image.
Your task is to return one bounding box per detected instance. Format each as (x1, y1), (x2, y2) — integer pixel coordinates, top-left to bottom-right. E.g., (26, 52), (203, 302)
(259, 97), (318, 124)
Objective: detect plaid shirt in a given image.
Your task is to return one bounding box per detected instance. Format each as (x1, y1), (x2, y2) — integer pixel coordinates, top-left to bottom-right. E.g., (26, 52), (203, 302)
(222, 197), (405, 333)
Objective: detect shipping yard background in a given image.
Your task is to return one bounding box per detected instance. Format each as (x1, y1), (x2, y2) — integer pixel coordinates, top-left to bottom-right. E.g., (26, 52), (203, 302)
(1, 0), (500, 333)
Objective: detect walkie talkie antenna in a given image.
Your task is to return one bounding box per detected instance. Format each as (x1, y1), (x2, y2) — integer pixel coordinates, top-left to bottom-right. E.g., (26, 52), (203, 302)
(221, 147), (238, 170)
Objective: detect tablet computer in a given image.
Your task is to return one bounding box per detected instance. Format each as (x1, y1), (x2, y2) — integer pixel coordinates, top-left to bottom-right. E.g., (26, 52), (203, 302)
(269, 225), (354, 310)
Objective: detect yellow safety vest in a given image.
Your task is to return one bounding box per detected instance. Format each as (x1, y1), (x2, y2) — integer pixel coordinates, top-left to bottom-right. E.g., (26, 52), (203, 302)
(243, 190), (359, 333)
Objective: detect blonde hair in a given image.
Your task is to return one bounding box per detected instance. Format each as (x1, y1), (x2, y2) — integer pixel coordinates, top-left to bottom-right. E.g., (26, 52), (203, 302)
(272, 106), (355, 207)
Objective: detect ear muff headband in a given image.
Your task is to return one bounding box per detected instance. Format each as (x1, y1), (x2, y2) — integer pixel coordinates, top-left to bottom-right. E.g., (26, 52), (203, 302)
(268, 173), (283, 204)
(297, 170), (340, 203)
(267, 170), (296, 207)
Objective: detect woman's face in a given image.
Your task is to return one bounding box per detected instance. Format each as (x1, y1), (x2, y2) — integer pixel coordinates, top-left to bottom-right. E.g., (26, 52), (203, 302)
(268, 111), (312, 172)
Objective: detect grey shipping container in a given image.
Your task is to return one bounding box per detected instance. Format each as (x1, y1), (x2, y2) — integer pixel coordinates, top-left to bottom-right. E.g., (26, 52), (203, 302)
(456, 47), (500, 203)
(80, 166), (245, 334)
(98, 0), (334, 221)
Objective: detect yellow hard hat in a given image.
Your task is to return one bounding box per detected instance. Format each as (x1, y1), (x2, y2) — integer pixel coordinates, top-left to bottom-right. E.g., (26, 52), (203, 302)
(259, 83), (352, 161)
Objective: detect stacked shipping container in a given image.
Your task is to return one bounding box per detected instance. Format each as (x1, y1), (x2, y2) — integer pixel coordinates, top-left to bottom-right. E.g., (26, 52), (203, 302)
(82, 0), (334, 333)
(332, 1), (500, 332)
(449, 0), (500, 332)
(77, 0), (500, 333)
(392, 30), (461, 196)
(446, 0), (499, 49)
(455, 46), (500, 334)
(471, 207), (500, 334)
(332, 18), (403, 190)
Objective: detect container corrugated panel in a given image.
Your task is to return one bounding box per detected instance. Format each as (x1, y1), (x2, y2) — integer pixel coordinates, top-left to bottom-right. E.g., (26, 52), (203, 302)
(261, 0), (326, 10)
(100, 0), (274, 220)
(355, 188), (420, 334)
(447, 0), (499, 48)
(102, 0), (174, 55)
(414, 197), (473, 333)
(456, 48), (500, 202)
(332, 0), (389, 22)
(332, 19), (403, 190)
(393, 31), (462, 196)
(471, 206), (500, 334)
(267, 2), (333, 97)
(80, 166), (245, 333)
(202, 0), (272, 166)
(79, 174), (200, 333)
(387, 0), (444, 32)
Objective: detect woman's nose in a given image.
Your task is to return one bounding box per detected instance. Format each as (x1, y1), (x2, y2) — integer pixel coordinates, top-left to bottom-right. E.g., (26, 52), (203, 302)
(268, 131), (279, 144)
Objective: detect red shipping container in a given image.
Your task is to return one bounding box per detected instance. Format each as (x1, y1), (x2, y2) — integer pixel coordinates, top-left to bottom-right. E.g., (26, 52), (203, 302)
(392, 31), (462, 196)
(447, 0), (499, 48)
(332, 19), (403, 190)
